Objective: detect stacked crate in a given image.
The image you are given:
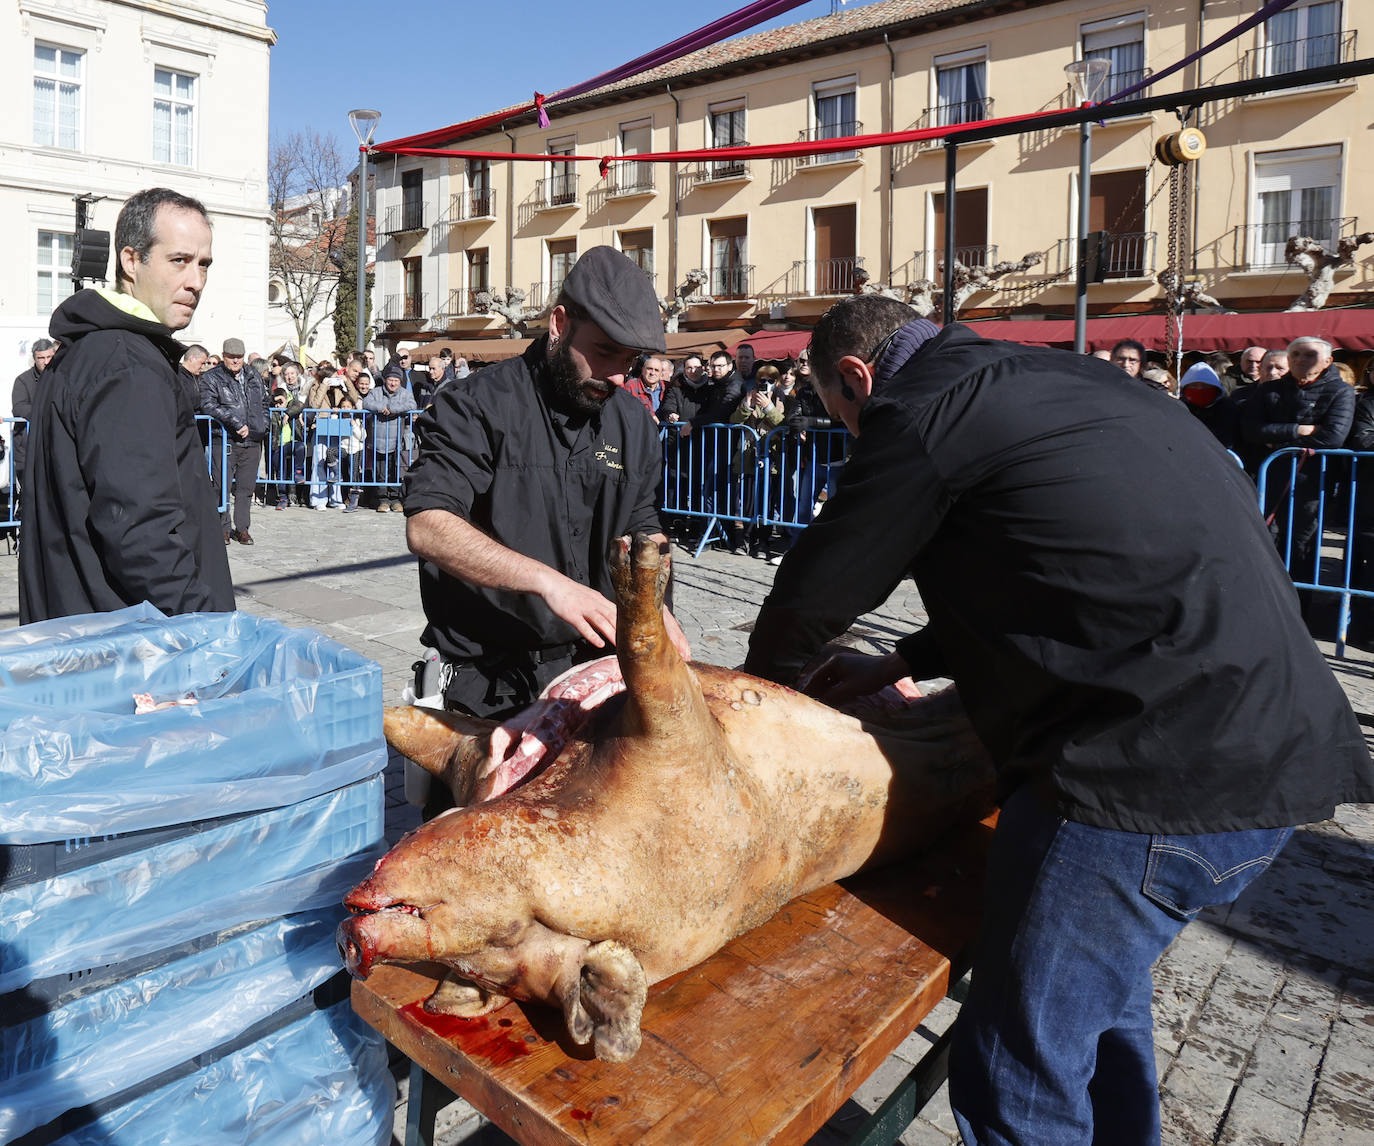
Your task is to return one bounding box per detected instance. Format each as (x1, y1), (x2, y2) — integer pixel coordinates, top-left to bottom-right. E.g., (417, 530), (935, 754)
(0, 604), (395, 1146)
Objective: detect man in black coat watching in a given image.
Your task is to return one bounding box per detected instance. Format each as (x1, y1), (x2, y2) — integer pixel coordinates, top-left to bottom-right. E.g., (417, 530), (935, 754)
(200, 336), (269, 545)
(743, 295), (1373, 1146)
(18, 187), (233, 622)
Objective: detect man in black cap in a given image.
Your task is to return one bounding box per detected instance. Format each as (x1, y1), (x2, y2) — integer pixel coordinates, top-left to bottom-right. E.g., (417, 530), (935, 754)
(404, 246), (689, 796)
(199, 335), (269, 544)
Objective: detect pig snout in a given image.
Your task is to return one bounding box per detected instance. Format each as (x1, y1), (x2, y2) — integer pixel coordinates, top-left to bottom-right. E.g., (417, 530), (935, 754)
(336, 904), (434, 979)
(336, 915), (379, 979)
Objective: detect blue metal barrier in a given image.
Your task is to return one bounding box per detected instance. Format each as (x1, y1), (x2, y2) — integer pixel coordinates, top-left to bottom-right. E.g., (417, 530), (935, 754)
(2, 417), (23, 534)
(199, 416), (229, 515)
(262, 408), (420, 508)
(1255, 447), (1374, 655)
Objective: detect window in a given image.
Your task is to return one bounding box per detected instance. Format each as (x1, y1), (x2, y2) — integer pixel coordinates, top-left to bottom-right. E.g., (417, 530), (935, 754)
(812, 205), (858, 294)
(37, 231), (74, 314)
(547, 138), (577, 206)
(467, 159), (492, 216)
(400, 170), (424, 231)
(708, 218), (748, 298)
(402, 256), (422, 318)
(935, 49), (988, 126)
(1088, 170), (1150, 277)
(1264, 0), (1341, 74)
(466, 247), (489, 309)
(930, 189), (990, 283)
(619, 229), (654, 280)
(153, 68), (195, 165)
(812, 78), (858, 161)
(1082, 16), (1146, 100)
(616, 121), (653, 194)
(708, 100), (747, 179)
(34, 44), (83, 149)
(548, 238), (577, 298)
(1251, 146), (1341, 266)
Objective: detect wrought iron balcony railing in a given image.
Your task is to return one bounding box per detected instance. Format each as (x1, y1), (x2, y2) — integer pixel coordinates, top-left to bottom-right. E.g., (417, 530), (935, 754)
(1093, 67), (1151, 101)
(707, 263), (754, 300)
(1244, 29), (1356, 80)
(1232, 216), (1356, 269)
(380, 291), (428, 322)
(913, 246), (1000, 282)
(608, 161), (655, 197)
(534, 172), (579, 209)
(437, 287), (490, 319)
(380, 201), (429, 235)
(929, 98), (994, 129)
(435, 189), (498, 233)
(696, 145), (751, 183)
(1048, 231), (1157, 280)
(796, 121), (863, 165)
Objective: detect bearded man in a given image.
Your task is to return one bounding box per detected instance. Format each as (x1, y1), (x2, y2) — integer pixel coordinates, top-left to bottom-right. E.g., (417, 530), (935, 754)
(403, 245), (689, 739)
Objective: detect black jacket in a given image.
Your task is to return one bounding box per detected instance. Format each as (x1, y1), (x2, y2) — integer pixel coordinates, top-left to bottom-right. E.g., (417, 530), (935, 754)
(10, 365), (44, 474)
(1240, 365), (1355, 454)
(199, 361), (269, 441)
(744, 323), (1372, 834)
(658, 373), (743, 431)
(18, 289), (233, 622)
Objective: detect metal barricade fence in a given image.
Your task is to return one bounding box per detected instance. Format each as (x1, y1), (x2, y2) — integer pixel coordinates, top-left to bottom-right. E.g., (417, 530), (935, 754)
(658, 422), (763, 558)
(199, 416), (230, 515)
(2, 417), (24, 533)
(260, 408), (420, 508)
(758, 426), (851, 533)
(1255, 447), (1373, 654)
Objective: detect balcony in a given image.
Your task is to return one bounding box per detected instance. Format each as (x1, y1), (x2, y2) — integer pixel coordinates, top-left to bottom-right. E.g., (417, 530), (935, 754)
(379, 291), (428, 323)
(796, 121), (863, 166)
(1243, 29), (1356, 81)
(436, 288), (488, 320)
(693, 146), (751, 184)
(380, 201), (429, 236)
(1048, 231), (1157, 280)
(910, 99), (996, 150)
(534, 172), (580, 210)
(913, 246), (1000, 282)
(1232, 217), (1357, 270)
(705, 263), (754, 301)
(607, 161), (655, 198)
(1094, 67), (1151, 101)
(436, 189), (497, 233)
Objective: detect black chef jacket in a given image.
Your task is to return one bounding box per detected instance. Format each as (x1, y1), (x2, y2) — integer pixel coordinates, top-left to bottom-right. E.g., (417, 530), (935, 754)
(403, 341), (664, 662)
(744, 323), (1374, 836)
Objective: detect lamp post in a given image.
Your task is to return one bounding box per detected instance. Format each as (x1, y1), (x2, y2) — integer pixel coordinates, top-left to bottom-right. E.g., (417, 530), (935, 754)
(347, 108), (381, 356)
(1064, 60), (1111, 355)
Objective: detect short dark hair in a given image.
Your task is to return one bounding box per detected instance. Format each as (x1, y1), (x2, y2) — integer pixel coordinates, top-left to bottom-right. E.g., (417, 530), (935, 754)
(183, 343), (208, 361)
(809, 295), (915, 387)
(709, 350), (734, 366)
(347, 351), (367, 367)
(32, 338), (56, 354)
(114, 188), (210, 288)
(1110, 339), (1146, 361)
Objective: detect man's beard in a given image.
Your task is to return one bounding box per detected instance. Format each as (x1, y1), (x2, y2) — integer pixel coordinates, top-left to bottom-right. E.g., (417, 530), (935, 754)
(547, 336), (612, 415)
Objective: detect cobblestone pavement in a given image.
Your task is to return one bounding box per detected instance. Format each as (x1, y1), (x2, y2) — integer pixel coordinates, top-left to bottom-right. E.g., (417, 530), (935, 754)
(1, 504), (1370, 1146)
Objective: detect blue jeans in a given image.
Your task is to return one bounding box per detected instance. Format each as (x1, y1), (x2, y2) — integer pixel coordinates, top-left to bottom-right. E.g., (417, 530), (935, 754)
(949, 785), (1292, 1146)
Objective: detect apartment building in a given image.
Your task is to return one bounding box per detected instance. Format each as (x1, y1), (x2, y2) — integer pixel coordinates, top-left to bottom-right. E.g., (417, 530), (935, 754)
(1, 0), (276, 406)
(371, 0), (1369, 346)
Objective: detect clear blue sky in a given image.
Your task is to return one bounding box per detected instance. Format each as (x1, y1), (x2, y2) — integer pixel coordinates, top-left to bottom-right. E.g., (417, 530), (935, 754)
(267, 1), (848, 150)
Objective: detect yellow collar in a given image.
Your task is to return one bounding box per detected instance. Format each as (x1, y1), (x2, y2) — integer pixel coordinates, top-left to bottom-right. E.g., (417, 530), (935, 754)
(96, 286), (161, 325)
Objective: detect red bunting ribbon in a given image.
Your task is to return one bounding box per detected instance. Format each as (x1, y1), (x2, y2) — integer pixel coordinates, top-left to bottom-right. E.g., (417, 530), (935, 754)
(534, 92), (548, 129)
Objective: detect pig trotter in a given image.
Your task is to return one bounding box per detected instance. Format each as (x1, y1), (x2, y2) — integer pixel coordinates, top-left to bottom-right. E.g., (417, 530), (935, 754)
(423, 971), (509, 1018)
(575, 939), (648, 1063)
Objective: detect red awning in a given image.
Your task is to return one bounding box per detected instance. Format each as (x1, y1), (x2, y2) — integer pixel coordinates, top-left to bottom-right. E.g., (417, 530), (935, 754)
(962, 311), (1374, 352)
(738, 329), (811, 361)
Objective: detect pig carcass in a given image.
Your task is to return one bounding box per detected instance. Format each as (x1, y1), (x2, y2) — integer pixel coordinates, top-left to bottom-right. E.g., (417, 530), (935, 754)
(338, 534), (995, 1062)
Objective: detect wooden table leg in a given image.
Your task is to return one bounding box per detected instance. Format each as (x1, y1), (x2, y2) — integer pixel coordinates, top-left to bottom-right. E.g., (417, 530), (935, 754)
(405, 1059), (447, 1146)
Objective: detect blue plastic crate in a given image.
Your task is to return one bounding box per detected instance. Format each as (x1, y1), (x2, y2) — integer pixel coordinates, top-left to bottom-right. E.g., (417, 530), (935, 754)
(0, 605), (385, 843)
(0, 774), (385, 995)
(0, 910), (362, 1143)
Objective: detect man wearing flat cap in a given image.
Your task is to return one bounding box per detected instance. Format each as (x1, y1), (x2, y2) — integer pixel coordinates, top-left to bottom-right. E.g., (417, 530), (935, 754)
(405, 245), (690, 804)
(199, 335), (269, 544)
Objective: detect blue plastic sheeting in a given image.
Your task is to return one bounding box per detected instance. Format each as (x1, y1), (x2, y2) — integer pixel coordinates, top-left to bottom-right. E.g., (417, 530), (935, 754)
(48, 1002), (394, 1146)
(0, 911), (362, 1143)
(0, 775), (384, 994)
(0, 604), (384, 842)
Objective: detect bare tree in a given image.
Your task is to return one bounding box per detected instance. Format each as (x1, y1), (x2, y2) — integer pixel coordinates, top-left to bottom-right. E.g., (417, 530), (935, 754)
(896, 252), (1045, 319)
(1285, 232), (1374, 311)
(661, 269), (711, 333)
(269, 130), (352, 354)
(1156, 270), (1233, 314)
(473, 287), (539, 338)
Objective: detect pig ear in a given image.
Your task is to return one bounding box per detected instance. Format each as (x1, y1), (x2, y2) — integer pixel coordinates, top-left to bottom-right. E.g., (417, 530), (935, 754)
(383, 706), (495, 805)
(576, 940), (648, 1063)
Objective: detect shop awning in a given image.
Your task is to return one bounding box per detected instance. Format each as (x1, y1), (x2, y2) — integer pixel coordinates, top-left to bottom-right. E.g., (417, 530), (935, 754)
(962, 311), (1374, 352)
(738, 329), (812, 361)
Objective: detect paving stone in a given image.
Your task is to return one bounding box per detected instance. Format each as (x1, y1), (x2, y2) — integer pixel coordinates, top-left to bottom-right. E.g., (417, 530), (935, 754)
(1302, 1081), (1374, 1145)
(1218, 1085), (1306, 1146)
(1242, 1027), (1327, 1112)
(1322, 1013), (1374, 1099)
(1189, 945), (1285, 1052)
(1269, 958), (1344, 1042)
(1159, 1033), (1247, 1124)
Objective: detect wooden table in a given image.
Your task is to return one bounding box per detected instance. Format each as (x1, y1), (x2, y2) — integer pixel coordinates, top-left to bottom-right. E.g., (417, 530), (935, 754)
(351, 815), (994, 1146)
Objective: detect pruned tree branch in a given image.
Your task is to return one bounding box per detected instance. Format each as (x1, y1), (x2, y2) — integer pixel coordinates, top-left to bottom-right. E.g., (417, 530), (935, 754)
(1285, 231), (1374, 311)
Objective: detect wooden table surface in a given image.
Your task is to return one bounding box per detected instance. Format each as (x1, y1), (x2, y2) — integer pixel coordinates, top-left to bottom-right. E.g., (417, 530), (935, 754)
(351, 815), (994, 1146)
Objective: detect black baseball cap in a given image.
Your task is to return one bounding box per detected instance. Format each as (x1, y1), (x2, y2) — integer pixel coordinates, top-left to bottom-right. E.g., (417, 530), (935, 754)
(559, 245), (666, 354)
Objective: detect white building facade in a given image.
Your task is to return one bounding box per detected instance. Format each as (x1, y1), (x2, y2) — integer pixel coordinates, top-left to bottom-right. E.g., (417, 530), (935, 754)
(0, 0), (276, 416)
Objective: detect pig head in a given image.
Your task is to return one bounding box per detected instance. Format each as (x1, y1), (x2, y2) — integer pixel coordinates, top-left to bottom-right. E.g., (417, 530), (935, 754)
(338, 533), (995, 1062)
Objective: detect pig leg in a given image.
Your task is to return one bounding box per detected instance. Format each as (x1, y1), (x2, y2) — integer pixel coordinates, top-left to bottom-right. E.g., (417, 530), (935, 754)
(554, 939), (649, 1064)
(609, 534), (726, 756)
(423, 971), (509, 1018)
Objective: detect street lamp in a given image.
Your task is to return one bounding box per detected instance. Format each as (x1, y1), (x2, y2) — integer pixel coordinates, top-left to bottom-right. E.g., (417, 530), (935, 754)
(347, 108), (381, 357)
(1064, 59), (1111, 355)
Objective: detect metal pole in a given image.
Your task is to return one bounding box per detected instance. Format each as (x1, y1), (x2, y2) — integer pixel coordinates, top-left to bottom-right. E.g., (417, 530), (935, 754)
(1073, 120), (1092, 355)
(942, 141), (957, 326)
(355, 145), (368, 355)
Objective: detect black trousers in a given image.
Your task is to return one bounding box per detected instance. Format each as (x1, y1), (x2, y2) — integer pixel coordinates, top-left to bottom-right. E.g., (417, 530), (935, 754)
(213, 438), (262, 532)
